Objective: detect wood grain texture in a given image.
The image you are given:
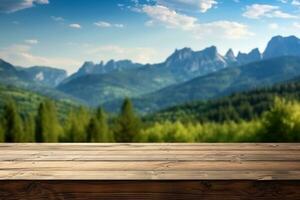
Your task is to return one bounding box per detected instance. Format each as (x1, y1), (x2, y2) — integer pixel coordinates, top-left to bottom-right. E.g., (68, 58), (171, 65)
(0, 144), (300, 199)
(0, 143), (300, 180)
(0, 181), (300, 200)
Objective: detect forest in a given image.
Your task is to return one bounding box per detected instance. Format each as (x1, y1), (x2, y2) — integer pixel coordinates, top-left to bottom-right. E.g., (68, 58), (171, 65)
(0, 95), (300, 143)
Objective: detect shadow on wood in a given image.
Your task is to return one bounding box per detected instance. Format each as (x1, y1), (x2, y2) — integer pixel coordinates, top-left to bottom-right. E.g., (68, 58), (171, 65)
(0, 180), (300, 200)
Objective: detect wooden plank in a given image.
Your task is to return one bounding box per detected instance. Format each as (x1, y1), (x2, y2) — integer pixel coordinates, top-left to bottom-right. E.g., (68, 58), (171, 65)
(0, 150), (300, 159)
(0, 170), (300, 180)
(0, 144), (300, 199)
(0, 144), (299, 180)
(1, 154), (300, 161)
(1, 161), (300, 171)
(1, 143), (300, 151)
(0, 181), (300, 200)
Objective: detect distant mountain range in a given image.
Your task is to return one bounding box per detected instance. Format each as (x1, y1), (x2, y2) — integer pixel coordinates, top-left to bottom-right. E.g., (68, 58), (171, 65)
(0, 59), (67, 87)
(2, 35), (300, 113)
(113, 56), (300, 113)
(62, 59), (143, 84)
(0, 59), (81, 103)
(18, 66), (67, 87)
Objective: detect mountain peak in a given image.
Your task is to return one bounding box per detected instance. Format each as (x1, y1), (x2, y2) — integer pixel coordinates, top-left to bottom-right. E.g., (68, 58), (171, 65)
(166, 47), (194, 64)
(225, 49), (236, 63)
(78, 61), (96, 74)
(226, 48), (235, 57)
(202, 46), (217, 55)
(270, 35), (297, 42)
(225, 48), (235, 57)
(263, 35), (300, 59)
(0, 58), (16, 72)
(175, 47), (193, 53)
(237, 48), (262, 64)
(248, 48), (261, 59)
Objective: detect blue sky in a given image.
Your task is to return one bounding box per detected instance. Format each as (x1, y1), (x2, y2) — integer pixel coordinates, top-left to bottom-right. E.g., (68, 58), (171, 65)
(1, 0), (300, 73)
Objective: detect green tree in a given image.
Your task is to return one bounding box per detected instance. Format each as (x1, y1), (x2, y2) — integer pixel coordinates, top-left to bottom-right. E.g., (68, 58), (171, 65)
(86, 107), (113, 142)
(87, 117), (101, 142)
(3, 99), (23, 142)
(35, 100), (62, 142)
(96, 107), (114, 142)
(115, 98), (142, 142)
(64, 107), (91, 142)
(261, 97), (300, 142)
(23, 114), (35, 142)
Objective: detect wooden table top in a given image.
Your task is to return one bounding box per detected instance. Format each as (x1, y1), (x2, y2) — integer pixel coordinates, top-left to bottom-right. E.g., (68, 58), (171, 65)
(0, 143), (299, 180)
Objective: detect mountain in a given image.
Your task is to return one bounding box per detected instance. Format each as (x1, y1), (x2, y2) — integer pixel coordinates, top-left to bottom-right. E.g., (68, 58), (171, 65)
(0, 58), (83, 104)
(18, 66), (67, 87)
(0, 59), (31, 86)
(103, 56), (300, 113)
(225, 49), (236, 63)
(263, 35), (300, 59)
(64, 59), (143, 83)
(58, 46), (232, 106)
(58, 35), (300, 108)
(148, 76), (300, 123)
(164, 46), (228, 79)
(237, 48), (262, 64)
(0, 59), (17, 75)
(57, 64), (177, 106)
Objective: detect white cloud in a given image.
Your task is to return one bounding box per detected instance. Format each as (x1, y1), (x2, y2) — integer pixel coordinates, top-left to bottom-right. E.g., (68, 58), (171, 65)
(142, 5), (253, 39)
(142, 5), (198, 30)
(0, 44), (81, 74)
(94, 21), (125, 28)
(292, 0), (300, 6)
(51, 16), (64, 21)
(69, 24), (81, 29)
(25, 39), (39, 44)
(293, 22), (300, 28)
(200, 21), (254, 39)
(243, 4), (297, 19)
(269, 23), (279, 29)
(156, 0), (217, 13)
(114, 24), (125, 28)
(0, 0), (49, 13)
(199, 0), (218, 13)
(94, 21), (111, 27)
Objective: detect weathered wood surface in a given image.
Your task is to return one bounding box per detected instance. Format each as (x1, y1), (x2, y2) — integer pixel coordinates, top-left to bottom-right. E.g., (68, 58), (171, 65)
(1, 181), (300, 200)
(0, 143), (299, 180)
(0, 143), (300, 199)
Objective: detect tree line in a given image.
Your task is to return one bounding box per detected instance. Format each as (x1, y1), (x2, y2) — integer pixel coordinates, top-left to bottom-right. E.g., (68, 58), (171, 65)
(0, 98), (142, 143)
(0, 96), (300, 143)
(149, 81), (300, 123)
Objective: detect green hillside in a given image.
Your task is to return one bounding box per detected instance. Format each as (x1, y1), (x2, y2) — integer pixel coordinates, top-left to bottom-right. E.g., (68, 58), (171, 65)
(57, 64), (177, 106)
(147, 78), (300, 123)
(0, 84), (81, 119)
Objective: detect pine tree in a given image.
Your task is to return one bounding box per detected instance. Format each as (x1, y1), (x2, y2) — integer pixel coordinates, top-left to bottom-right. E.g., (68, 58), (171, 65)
(64, 109), (90, 142)
(86, 107), (113, 142)
(3, 99), (23, 142)
(96, 107), (114, 142)
(23, 114), (35, 142)
(115, 98), (142, 142)
(87, 117), (101, 142)
(35, 100), (62, 142)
